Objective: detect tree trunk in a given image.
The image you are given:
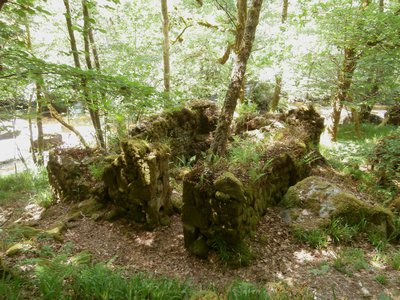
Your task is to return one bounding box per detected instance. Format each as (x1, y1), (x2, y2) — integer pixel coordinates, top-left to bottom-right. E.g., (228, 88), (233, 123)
(235, 0), (247, 53)
(270, 0), (288, 112)
(25, 20), (39, 165)
(161, 0), (170, 94)
(63, 0), (105, 149)
(63, 0), (81, 68)
(211, 0), (263, 155)
(82, 0), (105, 149)
(328, 47), (358, 141)
(270, 75), (282, 111)
(27, 92), (37, 164)
(36, 84), (45, 165)
(351, 107), (361, 137)
(46, 101), (90, 149)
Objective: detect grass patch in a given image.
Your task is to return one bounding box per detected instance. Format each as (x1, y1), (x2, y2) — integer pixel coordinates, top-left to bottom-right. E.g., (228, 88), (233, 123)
(227, 281), (269, 300)
(375, 274), (388, 285)
(0, 168), (51, 206)
(320, 123), (398, 203)
(332, 248), (369, 276)
(211, 238), (254, 268)
(390, 250), (400, 270)
(292, 227), (328, 248)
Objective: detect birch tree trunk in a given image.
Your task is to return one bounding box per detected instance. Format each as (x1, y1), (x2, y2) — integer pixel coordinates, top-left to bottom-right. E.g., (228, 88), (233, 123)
(161, 0), (170, 95)
(211, 0), (264, 155)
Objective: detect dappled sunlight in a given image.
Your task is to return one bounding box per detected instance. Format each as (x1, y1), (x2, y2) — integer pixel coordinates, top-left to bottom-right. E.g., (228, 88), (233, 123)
(293, 249), (316, 263)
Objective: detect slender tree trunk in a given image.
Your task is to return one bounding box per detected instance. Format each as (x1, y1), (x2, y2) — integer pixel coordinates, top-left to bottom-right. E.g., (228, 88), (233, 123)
(82, 0), (105, 149)
(63, 0), (105, 149)
(46, 101), (90, 149)
(270, 75), (282, 111)
(211, 0), (263, 155)
(25, 20), (39, 164)
(63, 0), (81, 68)
(161, 0), (170, 94)
(328, 48), (358, 141)
(270, 0), (289, 111)
(27, 92), (37, 164)
(36, 84), (45, 165)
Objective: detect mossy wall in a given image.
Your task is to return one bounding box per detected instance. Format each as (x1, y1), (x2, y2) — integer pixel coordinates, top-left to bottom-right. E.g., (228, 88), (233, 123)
(182, 107), (325, 257)
(129, 100), (218, 159)
(102, 139), (172, 228)
(47, 148), (106, 203)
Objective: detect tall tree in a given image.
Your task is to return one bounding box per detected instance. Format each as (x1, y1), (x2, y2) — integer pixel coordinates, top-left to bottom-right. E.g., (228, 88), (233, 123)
(327, 0), (370, 141)
(161, 0), (170, 94)
(63, 0), (105, 149)
(25, 19), (44, 165)
(270, 0), (288, 112)
(82, 0), (105, 148)
(211, 0), (264, 155)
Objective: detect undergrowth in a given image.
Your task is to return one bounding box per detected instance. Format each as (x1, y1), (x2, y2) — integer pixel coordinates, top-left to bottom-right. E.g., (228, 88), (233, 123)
(0, 245), (314, 300)
(320, 124), (398, 203)
(0, 168), (52, 207)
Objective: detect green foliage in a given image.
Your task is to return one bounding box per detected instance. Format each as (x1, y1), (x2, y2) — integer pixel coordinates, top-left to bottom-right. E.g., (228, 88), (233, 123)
(332, 248), (368, 276)
(228, 138), (273, 183)
(0, 168), (49, 205)
(176, 155), (197, 168)
(325, 217), (359, 244)
(0, 275), (24, 300)
(320, 124), (398, 203)
(237, 103), (258, 117)
(390, 250), (400, 270)
(292, 227), (328, 248)
(368, 232), (388, 252)
(309, 262), (330, 276)
(211, 238), (254, 268)
(375, 274), (388, 285)
(369, 128), (400, 189)
(88, 161), (107, 180)
(227, 281), (269, 300)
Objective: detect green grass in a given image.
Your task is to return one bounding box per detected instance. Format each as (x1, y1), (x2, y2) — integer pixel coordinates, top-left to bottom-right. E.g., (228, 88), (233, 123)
(320, 124), (398, 203)
(375, 274), (388, 285)
(292, 227), (328, 248)
(0, 168), (53, 207)
(0, 247), (314, 300)
(390, 250), (400, 270)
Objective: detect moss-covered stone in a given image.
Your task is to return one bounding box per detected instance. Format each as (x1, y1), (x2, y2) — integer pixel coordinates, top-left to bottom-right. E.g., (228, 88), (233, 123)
(214, 172), (245, 202)
(129, 100), (218, 160)
(103, 138), (172, 228)
(189, 238), (209, 259)
(180, 107), (329, 258)
(5, 242), (33, 256)
(280, 176), (394, 237)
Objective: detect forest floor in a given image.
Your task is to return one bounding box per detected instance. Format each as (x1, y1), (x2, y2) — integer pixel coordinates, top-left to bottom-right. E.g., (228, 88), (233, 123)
(1, 124), (400, 299)
(1, 166), (399, 299)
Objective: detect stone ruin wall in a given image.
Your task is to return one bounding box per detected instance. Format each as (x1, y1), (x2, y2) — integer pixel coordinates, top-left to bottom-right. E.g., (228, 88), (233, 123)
(47, 100), (219, 228)
(182, 106), (325, 257)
